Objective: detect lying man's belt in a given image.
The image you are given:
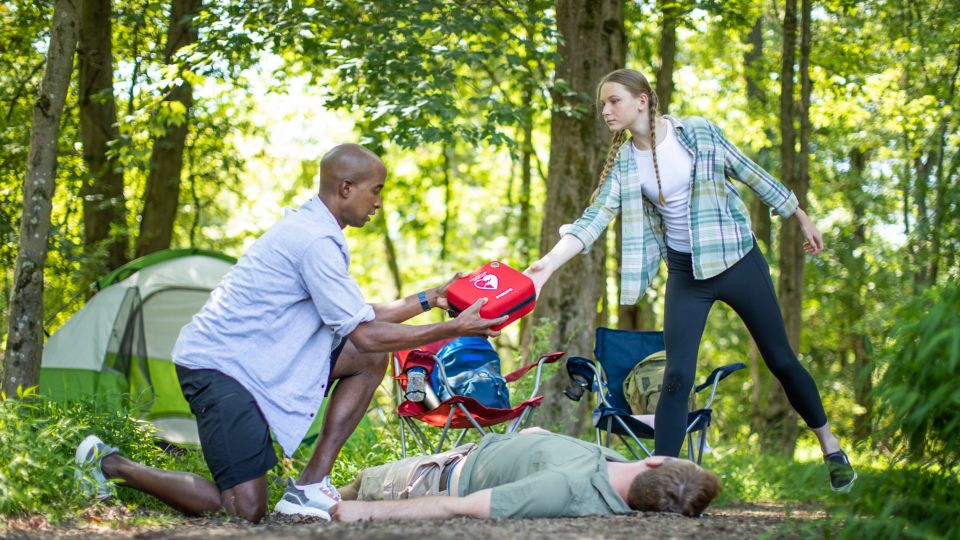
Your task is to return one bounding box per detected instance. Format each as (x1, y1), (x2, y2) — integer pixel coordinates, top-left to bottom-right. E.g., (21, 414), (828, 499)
(439, 455), (466, 493)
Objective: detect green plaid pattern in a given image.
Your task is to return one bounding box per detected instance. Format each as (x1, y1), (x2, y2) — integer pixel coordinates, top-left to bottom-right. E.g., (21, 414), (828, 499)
(564, 115), (798, 305)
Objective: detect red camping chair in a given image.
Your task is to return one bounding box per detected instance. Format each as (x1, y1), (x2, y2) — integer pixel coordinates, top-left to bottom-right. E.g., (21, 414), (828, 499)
(392, 339), (564, 457)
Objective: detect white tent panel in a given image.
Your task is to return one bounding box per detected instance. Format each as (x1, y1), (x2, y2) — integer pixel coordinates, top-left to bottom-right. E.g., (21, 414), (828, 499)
(42, 286), (127, 371)
(135, 256), (232, 298)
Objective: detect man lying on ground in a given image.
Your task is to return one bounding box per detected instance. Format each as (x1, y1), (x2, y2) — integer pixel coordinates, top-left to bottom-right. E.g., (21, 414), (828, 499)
(332, 427), (721, 521)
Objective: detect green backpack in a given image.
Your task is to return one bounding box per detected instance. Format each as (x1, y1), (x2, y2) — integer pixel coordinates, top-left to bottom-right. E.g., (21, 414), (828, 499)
(622, 350), (695, 415)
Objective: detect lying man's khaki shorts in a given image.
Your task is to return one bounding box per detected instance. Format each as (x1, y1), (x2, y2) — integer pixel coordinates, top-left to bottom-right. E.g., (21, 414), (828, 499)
(357, 443), (476, 500)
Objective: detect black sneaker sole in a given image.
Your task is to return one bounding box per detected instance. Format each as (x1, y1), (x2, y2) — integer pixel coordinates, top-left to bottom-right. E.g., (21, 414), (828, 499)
(830, 470), (857, 493)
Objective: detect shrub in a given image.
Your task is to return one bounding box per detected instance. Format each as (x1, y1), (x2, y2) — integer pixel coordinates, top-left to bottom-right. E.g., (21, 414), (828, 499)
(871, 281), (960, 469)
(832, 465), (960, 540)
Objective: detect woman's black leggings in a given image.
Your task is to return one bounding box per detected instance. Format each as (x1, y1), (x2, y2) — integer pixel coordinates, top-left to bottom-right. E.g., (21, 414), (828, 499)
(654, 242), (828, 457)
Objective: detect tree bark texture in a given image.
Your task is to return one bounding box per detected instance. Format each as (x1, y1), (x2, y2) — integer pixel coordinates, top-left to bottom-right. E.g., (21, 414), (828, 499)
(135, 0), (201, 258)
(744, 16), (772, 250)
(2, 0), (80, 396)
(529, 0), (625, 435)
(79, 0), (127, 270)
(654, 0), (678, 114)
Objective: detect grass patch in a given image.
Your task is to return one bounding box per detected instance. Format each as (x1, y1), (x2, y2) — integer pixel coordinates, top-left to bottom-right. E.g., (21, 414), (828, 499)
(703, 444), (960, 539)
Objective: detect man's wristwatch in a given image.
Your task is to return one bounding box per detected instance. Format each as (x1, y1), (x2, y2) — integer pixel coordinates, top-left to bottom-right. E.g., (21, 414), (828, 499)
(417, 291), (431, 312)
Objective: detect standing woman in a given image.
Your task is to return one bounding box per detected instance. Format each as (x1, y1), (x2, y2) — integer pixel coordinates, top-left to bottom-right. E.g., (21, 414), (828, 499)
(524, 69), (856, 491)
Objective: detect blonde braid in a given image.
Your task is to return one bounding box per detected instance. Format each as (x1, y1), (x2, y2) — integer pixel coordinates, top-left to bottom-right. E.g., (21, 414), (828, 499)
(648, 92), (666, 206)
(591, 129), (628, 202)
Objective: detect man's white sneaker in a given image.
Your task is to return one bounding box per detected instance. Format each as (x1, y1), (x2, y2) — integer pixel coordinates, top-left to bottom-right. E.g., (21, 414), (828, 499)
(75, 435), (120, 500)
(274, 476), (341, 520)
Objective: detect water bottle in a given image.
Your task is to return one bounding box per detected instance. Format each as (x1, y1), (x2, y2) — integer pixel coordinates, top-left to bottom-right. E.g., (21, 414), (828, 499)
(422, 379), (441, 410)
(405, 367), (427, 402)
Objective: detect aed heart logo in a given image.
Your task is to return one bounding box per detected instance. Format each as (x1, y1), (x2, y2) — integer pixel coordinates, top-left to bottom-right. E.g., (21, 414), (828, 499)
(472, 273), (499, 290)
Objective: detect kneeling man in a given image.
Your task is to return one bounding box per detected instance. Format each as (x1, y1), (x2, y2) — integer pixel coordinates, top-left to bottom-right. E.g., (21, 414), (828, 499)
(333, 427), (720, 521)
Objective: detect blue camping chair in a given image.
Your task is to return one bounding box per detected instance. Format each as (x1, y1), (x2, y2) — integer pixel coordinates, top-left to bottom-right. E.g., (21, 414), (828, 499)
(564, 327), (746, 464)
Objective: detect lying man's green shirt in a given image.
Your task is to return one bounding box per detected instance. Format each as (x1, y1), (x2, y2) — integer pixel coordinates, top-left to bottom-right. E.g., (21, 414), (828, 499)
(458, 432), (633, 518)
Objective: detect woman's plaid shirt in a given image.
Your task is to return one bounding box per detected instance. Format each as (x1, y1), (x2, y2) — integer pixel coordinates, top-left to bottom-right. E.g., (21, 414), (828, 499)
(563, 115), (799, 305)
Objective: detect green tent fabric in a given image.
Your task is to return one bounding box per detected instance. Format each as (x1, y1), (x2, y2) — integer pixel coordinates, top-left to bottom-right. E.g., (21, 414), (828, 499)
(40, 249), (235, 445)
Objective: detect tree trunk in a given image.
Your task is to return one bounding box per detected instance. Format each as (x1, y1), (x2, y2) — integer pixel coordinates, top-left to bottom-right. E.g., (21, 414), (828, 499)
(135, 0), (201, 258)
(2, 0), (80, 396)
(743, 13), (773, 257)
(847, 148), (872, 439)
(654, 0), (678, 114)
(440, 143), (453, 261)
(519, 81), (534, 265)
(767, 0), (805, 457)
(377, 206), (403, 300)
(911, 154), (930, 289)
(78, 0), (127, 271)
(528, 0), (625, 435)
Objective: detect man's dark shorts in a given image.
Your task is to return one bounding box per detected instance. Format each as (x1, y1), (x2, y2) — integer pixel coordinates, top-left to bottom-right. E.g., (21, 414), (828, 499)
(176, 339), (347, 491)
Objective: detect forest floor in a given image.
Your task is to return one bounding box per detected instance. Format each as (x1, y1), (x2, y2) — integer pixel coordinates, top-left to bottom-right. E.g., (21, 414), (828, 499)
(0, 503), (828, 539)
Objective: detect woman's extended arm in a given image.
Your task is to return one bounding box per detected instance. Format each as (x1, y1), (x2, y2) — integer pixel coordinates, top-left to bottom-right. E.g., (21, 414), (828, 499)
(523, 234), (585, 297)
(523, 151), (622, 297)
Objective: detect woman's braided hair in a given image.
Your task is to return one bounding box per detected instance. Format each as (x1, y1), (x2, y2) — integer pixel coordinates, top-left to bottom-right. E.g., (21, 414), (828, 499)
(591, 69), (665, 206)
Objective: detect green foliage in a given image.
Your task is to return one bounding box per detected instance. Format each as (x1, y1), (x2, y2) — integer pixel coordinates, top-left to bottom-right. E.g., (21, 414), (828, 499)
(871, 281), (960, 469)
(287, 0), (558, 148)
(834, 467), (960, 540)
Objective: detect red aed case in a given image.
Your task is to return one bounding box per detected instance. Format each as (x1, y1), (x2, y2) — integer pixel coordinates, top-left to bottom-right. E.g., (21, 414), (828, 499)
(446, 261), (537, 331)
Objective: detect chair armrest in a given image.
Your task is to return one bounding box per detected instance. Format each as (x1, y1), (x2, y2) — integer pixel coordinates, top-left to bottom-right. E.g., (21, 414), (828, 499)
(565, 356), (601, 393)
(694, 362), (747, 393)
(504, 352), (564, 382)
(501, 352), (565, 401)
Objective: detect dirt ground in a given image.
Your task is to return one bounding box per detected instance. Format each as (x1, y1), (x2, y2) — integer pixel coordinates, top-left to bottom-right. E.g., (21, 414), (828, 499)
(1, 504), (827, 540)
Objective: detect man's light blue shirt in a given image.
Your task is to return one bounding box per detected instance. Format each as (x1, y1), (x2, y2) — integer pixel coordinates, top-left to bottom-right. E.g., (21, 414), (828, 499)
(172, 196), (375, 456)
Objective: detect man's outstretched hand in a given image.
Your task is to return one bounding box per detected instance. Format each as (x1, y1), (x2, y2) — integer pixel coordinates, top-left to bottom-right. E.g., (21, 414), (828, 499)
(452, 298), (507, 337)
(331, 501), (372, 522)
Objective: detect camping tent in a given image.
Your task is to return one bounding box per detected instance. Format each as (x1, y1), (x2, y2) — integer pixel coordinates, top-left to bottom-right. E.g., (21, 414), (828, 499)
(40, 249), (235, 445)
